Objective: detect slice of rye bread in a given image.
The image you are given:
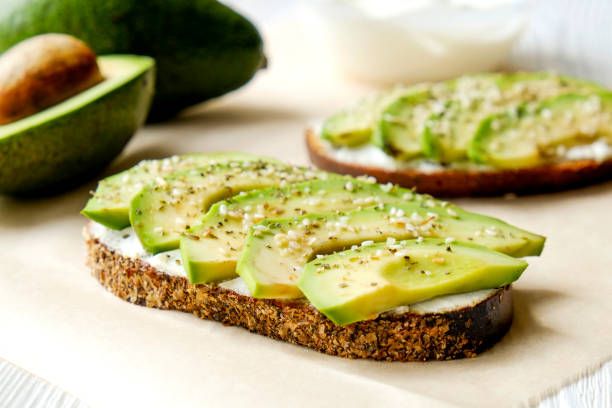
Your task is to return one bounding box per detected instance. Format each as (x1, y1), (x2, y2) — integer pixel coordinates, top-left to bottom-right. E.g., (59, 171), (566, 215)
(306, 129), (612, 197)
(84, 224), (513, 361)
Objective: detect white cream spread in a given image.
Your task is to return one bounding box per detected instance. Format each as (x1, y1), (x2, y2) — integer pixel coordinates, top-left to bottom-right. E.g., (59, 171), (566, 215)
(564, 139), (612, 162)
(88, 222), (498, 315)
(318, 134), (494, 172)
(318, 131), (612, 170)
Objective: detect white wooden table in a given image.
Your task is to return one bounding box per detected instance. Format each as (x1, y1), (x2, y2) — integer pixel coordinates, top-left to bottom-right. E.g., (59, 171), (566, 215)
(1, 0), (611, 406)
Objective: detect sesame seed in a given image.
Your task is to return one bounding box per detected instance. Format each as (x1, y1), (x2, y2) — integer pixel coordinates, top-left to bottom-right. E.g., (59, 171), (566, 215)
(445, 237), (456, 244)
(485, 228), (498, 236)
(380, 182), (393, 192)
(361, 240), (374, 247)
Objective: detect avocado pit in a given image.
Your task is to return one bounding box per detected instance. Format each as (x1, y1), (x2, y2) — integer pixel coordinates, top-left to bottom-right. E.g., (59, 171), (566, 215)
(0, 33), (104, 125)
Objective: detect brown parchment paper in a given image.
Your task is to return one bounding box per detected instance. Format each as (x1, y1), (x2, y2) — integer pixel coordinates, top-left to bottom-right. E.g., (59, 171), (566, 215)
(1, 22), (611, 408)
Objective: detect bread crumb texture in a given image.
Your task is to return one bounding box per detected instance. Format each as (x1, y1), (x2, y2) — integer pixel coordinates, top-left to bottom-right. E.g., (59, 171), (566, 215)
(306, 129), (612, 196)
(87, 237), (513, 361)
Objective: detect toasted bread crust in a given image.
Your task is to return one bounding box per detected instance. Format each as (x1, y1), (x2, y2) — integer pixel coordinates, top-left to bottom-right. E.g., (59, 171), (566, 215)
(306, 129), (612, 197)
(85, 228), (513, 361)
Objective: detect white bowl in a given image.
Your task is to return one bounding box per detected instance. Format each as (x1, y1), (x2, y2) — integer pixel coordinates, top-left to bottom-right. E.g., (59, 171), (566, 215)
(302, 0), (531, 85)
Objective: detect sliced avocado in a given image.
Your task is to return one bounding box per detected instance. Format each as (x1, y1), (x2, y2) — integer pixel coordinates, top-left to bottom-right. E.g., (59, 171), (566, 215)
(0, 55), (154, 195)
(82, 152), (267, 230)
(373, 74), (501, 159)
(422, 73), (606, 163)
(469, 93), (612, 169)
(181, 178), (448, 284)
(130, 161), (333, 253)
(322, 84), (428, 147)
(372, 90), (432, 158)
(236, 203), (543, 299)
(298, 239), (527, 325)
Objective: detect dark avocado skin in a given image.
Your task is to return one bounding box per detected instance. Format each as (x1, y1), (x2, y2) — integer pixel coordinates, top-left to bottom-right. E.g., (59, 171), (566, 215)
(0, 56), (155, 196)
(0, 0), (264, 121)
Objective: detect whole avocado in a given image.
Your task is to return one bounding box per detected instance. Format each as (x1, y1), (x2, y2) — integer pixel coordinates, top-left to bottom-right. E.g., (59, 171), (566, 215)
(0, 0), (265, 121)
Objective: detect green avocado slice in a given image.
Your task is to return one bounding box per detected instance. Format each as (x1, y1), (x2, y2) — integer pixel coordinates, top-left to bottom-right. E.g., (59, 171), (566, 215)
(0, 55), (154, 195)
(236, 203), (544, 299)
(298, 239), (527, 325)
(82, 152), (266, 230)
(372, 90), (433, 158)
(180, 178), (449, 284)
(321, 84), (429, 147)
(422, 73), (606, 163)
(468, 93), (612, 169)
(130, 161), (333, 254)
(374, 73), (501, 159)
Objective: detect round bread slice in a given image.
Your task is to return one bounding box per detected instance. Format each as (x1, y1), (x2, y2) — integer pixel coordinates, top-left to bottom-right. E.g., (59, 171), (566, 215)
(84, 223), (513, 361)
(306, 129), (612, 197)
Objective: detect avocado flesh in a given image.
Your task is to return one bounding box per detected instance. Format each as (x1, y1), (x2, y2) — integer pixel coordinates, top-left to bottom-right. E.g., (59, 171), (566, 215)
(180, 178), (448, 284)
(82, 152), (267, 230)
(322, 84), (429, 147)
(298, 239), (527, 325)
(0, 0), (265, 120)
(373, 90), (433, 158)
(0, 55), (154, 195)
(375, 74), (501, 158)
(236, 203), (543, 299)
(423, 73), (606, 163)
(130, 162), (332, 254)
(469, 93), (612, 169)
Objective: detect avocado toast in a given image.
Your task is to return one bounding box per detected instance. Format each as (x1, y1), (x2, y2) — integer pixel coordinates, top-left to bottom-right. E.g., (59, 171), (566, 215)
(307, 72), (612, 196)
(83, 154), (544, 361)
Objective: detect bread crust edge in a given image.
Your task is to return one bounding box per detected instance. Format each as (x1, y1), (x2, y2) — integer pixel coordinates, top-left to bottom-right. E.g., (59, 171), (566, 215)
(85, 227), (513, 361)
(306, 129), (612, 197)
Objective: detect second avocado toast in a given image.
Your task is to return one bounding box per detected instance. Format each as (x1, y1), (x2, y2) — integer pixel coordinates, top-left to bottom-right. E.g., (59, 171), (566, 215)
(83, 154), (544, 361)
(308, 72), (612, 196)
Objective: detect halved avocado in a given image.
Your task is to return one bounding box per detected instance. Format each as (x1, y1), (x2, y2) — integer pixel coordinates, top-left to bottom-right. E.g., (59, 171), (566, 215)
(0, 55), (154, 195)
(236, 203), (543, 299)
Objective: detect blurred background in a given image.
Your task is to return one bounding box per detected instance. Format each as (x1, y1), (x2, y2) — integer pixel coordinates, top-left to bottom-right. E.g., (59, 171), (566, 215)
(224, 0), (612, 87)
